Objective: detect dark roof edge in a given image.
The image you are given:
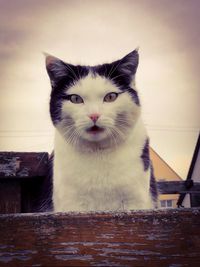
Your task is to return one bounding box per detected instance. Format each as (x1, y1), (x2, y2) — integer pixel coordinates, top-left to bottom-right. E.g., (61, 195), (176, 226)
(177, 132), (200, 207)
(186, 133), (200, 181)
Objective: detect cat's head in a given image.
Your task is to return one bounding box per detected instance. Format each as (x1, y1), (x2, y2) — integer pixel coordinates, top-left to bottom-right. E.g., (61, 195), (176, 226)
(46, 50), (141, 151)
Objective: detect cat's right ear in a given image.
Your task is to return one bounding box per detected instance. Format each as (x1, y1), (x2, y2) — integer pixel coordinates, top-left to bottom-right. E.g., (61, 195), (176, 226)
(44, 53), (68, 88)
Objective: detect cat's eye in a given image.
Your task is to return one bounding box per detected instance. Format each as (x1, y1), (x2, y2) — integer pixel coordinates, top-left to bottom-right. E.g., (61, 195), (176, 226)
(68, 94), (84, 104)
(103, 92), (119, 103)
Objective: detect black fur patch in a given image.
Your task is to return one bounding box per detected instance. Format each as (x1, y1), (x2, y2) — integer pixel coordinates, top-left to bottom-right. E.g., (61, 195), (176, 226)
(150, 165), (158, 208)
(140, 138), (158, 207)
(91, 50), (140, 105)
(47, 60), (89, 125)
(141, 138), (150, 171)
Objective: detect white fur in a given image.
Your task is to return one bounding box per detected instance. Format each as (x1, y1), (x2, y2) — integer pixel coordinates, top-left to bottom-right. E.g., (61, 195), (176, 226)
(53, 74), (152, 211)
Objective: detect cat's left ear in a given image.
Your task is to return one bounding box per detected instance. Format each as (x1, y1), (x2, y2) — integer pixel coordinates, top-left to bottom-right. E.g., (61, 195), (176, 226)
(118, 49), (139, 76)
(102, 49), (139, 85)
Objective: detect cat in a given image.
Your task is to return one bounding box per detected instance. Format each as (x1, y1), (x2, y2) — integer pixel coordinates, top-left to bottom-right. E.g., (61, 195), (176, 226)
(45, 49), (158, 212)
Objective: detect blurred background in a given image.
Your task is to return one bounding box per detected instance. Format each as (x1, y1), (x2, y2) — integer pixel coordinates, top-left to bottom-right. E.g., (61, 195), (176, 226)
(0, 0), (199, 179)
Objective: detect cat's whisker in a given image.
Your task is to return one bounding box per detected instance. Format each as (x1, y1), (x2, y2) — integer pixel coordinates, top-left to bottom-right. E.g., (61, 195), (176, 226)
(76, 66), (81, 80)
(62, 72), (76, 83)
(76, 122), (90, 128)
(107, 62), (116, 80)
(66, 133), (76, 146)
(71, 128), (81, 147)
(111, 127), (126, 142)
(65, 64), (79, 81)
(110, 73), (127, 82)
(62, 126), (76, 143)
(116, 120), (132, 129)
(104, 64), (108, 77)
(108, 128), (119, 148)
(67, 129), (78, 145)
(107, 56), (125, 79)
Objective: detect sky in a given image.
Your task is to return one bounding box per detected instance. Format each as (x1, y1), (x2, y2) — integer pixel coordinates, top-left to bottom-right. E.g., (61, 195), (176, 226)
(0, 0), (199, 179)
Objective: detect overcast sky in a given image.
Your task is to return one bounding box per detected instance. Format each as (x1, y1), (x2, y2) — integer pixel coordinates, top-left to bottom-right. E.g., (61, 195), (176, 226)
(0, 0), (199, 178)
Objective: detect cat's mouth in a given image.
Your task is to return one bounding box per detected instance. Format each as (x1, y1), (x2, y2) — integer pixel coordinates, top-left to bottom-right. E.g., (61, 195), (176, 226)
(86, 125), (105, 135)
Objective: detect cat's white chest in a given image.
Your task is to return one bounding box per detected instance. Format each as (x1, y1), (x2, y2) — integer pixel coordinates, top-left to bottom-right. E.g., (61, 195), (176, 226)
(53, 127), (152, 212)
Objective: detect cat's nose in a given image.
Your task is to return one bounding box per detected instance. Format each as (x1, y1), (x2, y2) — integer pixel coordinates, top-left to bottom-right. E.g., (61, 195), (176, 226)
(89, 113), (100, 123)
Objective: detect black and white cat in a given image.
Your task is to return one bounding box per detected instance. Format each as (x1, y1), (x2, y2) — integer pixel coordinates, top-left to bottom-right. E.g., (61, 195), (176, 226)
(45, 50), (157, 212)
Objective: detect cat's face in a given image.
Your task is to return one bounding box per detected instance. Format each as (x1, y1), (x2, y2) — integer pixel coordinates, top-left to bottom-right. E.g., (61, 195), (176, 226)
(46, 50), (141, 151)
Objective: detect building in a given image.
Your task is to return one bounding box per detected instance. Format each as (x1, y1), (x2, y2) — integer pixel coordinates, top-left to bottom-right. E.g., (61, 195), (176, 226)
(150, 148), (182, 208)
